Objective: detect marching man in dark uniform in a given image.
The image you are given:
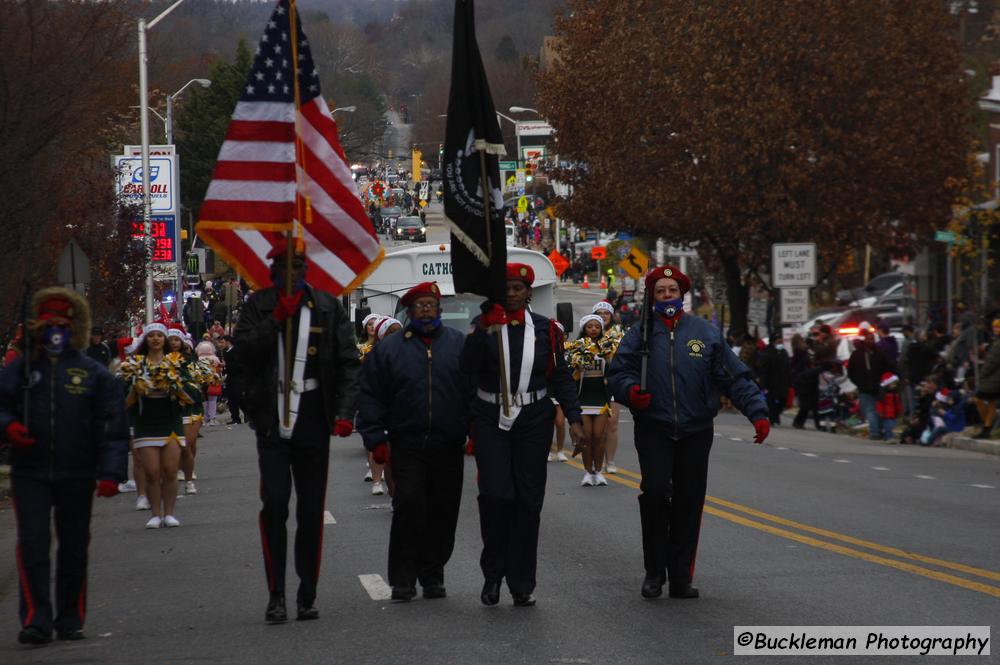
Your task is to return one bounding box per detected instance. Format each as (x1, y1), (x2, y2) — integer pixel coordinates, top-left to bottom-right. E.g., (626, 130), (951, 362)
(358, 281), (472, 601)
(607, 265), (769, 600)
(235, 240), (360, 624)
(0, 287), (128, 645)
(461, 263), (587, 607)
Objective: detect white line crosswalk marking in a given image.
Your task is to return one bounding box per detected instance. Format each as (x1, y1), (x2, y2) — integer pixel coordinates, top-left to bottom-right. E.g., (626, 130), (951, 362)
(358, 574), (392, 600)
(323, 511), (337, 525)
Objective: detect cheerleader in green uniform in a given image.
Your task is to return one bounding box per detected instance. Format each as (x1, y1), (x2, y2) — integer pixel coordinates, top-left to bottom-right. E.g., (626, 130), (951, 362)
(118, 323), (194, 529)
(567, 314), (615, 487)
(166, 325), (204, 495)
(592, 301), (625, 474)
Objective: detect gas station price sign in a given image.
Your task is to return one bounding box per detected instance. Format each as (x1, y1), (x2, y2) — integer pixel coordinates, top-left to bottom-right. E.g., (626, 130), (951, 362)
(131, 215), (176, 263)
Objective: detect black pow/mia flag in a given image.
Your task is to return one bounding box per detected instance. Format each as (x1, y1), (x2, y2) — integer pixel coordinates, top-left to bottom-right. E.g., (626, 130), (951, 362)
(443, 0), (507, 302)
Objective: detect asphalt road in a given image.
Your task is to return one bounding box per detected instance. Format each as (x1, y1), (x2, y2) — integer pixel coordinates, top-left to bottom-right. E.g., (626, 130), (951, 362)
(1, 408), (997, 664)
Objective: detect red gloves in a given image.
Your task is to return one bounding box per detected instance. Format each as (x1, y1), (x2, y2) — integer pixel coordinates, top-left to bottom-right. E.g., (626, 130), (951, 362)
(273, 291), (304, 323)
(465, 436), (475, 456)
(371, 441), (391, 466)
(96, 480), (119, 498)
(333, 419), (353, 437)
(628, 385), (652, 410)
(5, 421), (35, 449)
(753, 419), (770, 444)
(480, 304), (508, 329)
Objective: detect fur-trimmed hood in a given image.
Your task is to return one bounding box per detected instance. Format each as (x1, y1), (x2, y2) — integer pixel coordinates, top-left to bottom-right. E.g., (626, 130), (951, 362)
(30, 286), (92, 351)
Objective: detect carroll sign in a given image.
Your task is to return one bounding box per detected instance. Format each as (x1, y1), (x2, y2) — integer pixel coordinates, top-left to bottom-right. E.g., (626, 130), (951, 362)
(115, 155), (177, 213)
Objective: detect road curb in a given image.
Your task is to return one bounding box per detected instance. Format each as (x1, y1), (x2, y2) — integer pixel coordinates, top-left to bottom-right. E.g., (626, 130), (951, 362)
(942, 433), (1000, 456)
(0, 464), (9, 501)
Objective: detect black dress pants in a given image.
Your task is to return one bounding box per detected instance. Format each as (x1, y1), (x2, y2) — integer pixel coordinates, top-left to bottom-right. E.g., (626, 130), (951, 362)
(473, 402), (553, 594)
(387, 442), (464, 588)
(634, 421), (713, 584)
(793, 397), (822, 430)
(12, 475), (95, 634)
(256, 396), (329, 603)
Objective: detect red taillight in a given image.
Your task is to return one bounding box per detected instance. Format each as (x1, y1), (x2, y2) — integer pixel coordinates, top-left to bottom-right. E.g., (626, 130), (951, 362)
(838, 327), (860, 336)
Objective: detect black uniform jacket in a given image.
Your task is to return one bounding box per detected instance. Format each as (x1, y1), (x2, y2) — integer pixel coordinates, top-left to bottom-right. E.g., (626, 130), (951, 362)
(358, 324), (473, 450)
(235, 284), (360, 437)
(0, 349), (128, 482)
(460, 311), (583, 424)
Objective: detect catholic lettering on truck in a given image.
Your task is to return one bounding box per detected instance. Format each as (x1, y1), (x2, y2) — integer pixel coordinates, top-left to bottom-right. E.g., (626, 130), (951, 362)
(352, 243), (573, 333)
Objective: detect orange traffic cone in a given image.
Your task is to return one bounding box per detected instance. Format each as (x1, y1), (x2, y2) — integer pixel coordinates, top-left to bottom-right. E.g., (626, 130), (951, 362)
(599, 273), (607, 289)
(582, 273), (590, 289)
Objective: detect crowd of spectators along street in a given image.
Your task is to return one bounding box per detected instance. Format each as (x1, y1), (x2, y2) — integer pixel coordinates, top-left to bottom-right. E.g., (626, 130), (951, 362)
(733, 313), (1000, 446)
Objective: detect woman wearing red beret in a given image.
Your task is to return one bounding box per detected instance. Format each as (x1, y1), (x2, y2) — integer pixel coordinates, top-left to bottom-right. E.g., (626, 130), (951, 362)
(607, 265), (769, 600)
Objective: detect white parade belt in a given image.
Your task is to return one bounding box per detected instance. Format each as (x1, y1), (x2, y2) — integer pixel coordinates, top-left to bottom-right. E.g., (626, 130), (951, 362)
(477, 387), (547, 407)
(292, 378), (320, 393)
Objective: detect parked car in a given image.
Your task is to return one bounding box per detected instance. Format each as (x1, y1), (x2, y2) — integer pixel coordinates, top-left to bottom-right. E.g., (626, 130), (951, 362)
(836, 271), (903, 306)
(394, 216), (426, 242)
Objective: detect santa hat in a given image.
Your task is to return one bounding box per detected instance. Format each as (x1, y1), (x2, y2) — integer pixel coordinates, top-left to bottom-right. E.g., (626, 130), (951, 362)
(579, 314), (605, 332)
(934, 388), (951, 402)
(375, 317), (402, 340)
(362, 313), (383, 328)
(126, 321), (168, 354)
(880, 372), (899, 388)
(166, 322), (187, 339)
(592, 301), (614, 314)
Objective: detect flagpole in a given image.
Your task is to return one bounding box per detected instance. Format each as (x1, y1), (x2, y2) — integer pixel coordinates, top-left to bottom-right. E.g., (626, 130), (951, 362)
(282, 0), (305, 430)
(479, 150), (510, 418)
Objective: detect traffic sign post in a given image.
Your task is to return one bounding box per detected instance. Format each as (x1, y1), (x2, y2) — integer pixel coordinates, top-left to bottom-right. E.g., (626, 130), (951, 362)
(619, 245), (649, 280)
(771, 242), (817, 288)
(780, 287), (810, 324)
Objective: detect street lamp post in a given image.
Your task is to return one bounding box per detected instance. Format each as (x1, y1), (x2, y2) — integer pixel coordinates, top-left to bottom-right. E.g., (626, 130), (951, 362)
(138, 0), (187, 323)
(331, 106), (357, 114)
(165, 78), (211, 145)
(508, 106), (541, 166)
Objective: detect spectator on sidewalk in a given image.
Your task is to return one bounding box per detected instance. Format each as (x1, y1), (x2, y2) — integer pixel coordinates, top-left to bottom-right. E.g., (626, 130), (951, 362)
(972, 318), (1000, 439)
(875, 372), (903, 441)
(758, 335), (791, 426)
(847, 324), (895, 440)
(875, 323), (899, 365)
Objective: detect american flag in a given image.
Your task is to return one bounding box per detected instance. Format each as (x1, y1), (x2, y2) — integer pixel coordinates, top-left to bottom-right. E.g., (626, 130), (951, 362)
(196, 0), (383, 293)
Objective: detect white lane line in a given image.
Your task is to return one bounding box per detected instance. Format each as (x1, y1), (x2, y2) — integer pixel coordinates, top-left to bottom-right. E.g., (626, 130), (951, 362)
(969, 484), (995, 489)
(714, 433), (722, 437)
(914, 475), (935, 480)
(800, 453), (818, 457)
(323, 511), (337, 525)
(775, 446), (788, 450)
(358, 574), (392, 600)
(872, 466), (890, 471)
(833, 459), (851, 464)
(729, 437), (743, 442)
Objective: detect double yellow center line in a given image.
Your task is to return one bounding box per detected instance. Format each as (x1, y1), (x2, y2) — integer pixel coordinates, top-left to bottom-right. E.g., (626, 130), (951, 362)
(561, 460), (1000, 597)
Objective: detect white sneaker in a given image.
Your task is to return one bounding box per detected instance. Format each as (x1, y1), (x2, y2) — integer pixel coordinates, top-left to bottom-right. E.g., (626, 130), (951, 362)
(163, 515), (181, 528)
(364, 465), (373, 482)
(556, 451), (568, 462)
(581, 473), (595, 487)
(606, 462), (618, 474)
(136, 495), (151, 511)
(372, 480), (386, 496)
(177, 470), (185, 481)
(145, 516), (162, 529)
(185, 481), (197, 495)
(192, 472), (197, 480)
(547, 452), (555, 462)
(118, 480), (137, 493)
(594, 472), (608, 486)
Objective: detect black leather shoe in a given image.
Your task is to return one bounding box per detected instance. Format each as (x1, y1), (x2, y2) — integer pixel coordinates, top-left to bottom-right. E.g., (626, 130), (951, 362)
(265, 594), (287, 623)
(296, 601), (319, 621)
(56, 629), (85, 641)
(422, 584), (447, 599)
(641, 573), (666, 599)
(391, 585), (417, 602)
(480, 580), (501, 606)
(668, 582), (700, 599)
(18, 626), (52, 645)
(512, 592), (536, 607)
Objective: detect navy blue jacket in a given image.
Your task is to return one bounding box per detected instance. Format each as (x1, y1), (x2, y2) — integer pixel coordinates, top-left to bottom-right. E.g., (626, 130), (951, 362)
(607, 314), (767, 437)
(359, 325), (473, 450)
(460, 311), (583, 424)
(0, 350), (128, 482)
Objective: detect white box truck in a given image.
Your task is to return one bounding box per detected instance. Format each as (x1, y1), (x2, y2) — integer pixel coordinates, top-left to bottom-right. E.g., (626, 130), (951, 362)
(351, 243), (574, 333)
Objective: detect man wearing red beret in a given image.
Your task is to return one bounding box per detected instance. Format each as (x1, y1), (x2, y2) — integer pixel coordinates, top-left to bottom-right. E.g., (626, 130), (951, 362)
(0, 287), (128, 644)
(358, 281), (473, 601)
(461, 263), (587, 607)
(234, 239), (361, 623)
(607, 265), (769, 600)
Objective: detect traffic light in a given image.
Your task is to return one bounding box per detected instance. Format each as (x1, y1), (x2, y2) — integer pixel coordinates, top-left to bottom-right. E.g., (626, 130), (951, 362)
(525, 167), (534, 183)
